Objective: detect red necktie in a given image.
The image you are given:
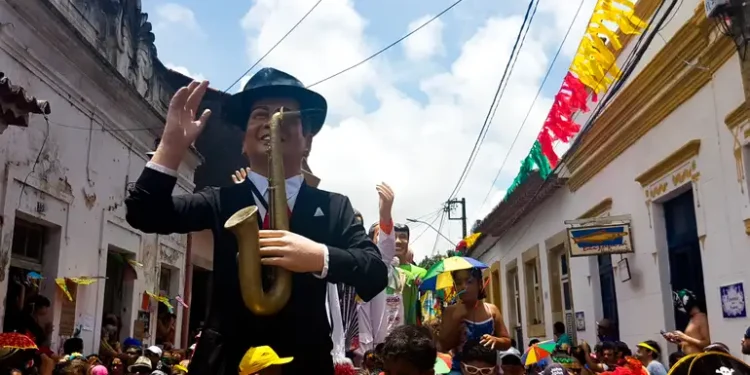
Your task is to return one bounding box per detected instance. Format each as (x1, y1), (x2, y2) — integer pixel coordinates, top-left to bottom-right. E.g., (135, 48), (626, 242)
(262, 208), (292, 229)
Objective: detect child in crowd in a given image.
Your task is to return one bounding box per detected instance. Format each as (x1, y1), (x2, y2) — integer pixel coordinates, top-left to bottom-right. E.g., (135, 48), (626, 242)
(498, 347), (524, 375)
(457, 340), (497, 375)
(424, 318), (452, 366)
(238, 346), (293, 375)
(381, 325), (438, 375)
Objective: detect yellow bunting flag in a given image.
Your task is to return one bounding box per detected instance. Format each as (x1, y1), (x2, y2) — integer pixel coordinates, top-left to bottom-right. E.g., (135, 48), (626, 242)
(127, 259), (144, 268)
(464, 233), (481, 249)
(570, 0), (646, 93)
(146, 291), (174, 310)
(55, 278), (73, 301)
(68, 277), (99, 285)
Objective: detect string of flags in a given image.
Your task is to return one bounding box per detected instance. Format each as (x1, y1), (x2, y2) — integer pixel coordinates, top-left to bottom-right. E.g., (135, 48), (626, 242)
(504, 0), (646, 198)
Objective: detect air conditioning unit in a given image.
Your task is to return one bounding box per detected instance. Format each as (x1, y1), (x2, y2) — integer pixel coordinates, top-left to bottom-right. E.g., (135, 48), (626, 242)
(705, 0), (731, 18)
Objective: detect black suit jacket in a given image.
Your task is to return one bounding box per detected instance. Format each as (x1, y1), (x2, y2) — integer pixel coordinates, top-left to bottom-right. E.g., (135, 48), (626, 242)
(124, 168), (387, 375)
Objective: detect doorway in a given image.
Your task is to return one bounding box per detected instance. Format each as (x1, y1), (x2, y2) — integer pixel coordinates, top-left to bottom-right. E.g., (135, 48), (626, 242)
(102, 247), (136, 341)
(663, 189), (705, 330)
(4, 217), (48, 333)
(188, 267), (211, 345)
(598, 254), (619, 341)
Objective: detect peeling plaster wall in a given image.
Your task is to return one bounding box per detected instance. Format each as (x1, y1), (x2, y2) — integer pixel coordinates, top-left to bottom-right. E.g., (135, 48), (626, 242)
(0, 2), (197, 353)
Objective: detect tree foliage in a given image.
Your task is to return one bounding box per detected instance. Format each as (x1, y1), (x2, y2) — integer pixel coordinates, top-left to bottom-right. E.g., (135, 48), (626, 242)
(418, 254), (445, 271)
(417, 250), (463, 270)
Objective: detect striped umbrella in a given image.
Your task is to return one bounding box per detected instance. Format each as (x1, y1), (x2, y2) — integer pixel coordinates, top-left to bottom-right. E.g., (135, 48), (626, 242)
(420, 256), (488, 291)
(521, 340), (556, 366)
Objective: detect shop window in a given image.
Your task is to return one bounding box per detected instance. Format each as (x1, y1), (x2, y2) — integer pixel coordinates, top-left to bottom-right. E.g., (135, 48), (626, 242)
(11, 218), (45, 270)
(523, 245), (545, 337)
(506, 260), (523, 347)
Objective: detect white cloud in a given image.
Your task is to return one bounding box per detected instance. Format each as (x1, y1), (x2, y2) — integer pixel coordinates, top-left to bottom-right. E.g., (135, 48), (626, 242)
(154, 3), (204, 36)
(538, 0), (599, 56)
(164, 63), (206, 82)
(402, 15), (445, 61)
(234, 0), (584, 262)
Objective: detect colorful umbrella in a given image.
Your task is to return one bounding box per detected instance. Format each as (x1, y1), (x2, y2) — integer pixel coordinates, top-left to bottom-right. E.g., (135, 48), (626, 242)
(420, 256), (488, 291)
(521, 340), (556, 366)
(434, 355), (451, 374)
(0, 333), (37, 350)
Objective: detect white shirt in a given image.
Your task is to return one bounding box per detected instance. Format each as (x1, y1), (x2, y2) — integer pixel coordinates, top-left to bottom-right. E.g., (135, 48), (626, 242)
(245, 170), (303, 220)
(145, 162), (329, 278)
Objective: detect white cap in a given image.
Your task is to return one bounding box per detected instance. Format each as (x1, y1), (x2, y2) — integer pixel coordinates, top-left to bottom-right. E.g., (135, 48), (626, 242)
(146, 345), (163, 356)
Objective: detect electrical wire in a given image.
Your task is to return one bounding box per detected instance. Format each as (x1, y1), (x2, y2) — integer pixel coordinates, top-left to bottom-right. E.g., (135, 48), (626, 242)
(411, 210), (443, 244)
(306, 0), (465, 88)
(431, 210), (448, 255)
(445, 0), (540, 201)
(223, 0), (324, 93)
(477, 0), (587, 213)
(451, 0), (542, 200)
(17, 116), (51, 209)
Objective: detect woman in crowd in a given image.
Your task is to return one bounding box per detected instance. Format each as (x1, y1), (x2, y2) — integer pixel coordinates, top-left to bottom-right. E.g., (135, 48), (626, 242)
(439, 268), (511, 374)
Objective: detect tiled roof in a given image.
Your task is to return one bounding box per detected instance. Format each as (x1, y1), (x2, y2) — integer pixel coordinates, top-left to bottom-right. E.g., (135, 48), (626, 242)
(471, 171), (566, 254)
(0, 72), (51, 126)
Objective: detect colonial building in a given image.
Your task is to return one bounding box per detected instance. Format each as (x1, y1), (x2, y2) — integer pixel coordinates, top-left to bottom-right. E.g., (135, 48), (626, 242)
(470, 0), (746, 357)
(0, 0), (203, 352)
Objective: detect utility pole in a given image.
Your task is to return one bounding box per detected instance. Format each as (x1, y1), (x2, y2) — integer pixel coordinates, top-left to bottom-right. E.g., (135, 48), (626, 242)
(447, 198), (467, 238)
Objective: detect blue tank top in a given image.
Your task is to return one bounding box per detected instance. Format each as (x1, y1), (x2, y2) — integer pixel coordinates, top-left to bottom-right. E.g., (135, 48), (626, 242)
(451, 317), (494, 370)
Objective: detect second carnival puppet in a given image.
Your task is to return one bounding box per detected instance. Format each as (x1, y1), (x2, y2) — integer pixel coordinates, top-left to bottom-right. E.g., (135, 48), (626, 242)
(125, 68), (387, 375)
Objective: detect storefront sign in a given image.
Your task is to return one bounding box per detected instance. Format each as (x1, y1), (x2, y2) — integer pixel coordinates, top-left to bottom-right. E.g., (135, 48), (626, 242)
(565, 215), (634, 257)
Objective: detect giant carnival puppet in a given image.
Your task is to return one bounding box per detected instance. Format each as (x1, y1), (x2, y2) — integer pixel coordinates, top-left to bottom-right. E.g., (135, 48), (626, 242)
(125, 68), (388, 375)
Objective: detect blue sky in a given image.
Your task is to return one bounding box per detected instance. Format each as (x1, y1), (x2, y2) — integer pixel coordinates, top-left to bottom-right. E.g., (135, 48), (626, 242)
(143, 0), (597, 260)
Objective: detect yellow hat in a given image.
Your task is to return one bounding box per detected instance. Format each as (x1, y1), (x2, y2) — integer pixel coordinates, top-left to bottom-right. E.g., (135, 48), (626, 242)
(239, 346), (293, 375)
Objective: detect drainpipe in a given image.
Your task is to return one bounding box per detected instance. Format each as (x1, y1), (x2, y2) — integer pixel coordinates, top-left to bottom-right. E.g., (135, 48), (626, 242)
(181, 232), (193, 348)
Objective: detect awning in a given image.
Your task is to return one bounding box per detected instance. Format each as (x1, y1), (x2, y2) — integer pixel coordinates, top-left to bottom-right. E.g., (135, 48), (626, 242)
(0, 72), (51, 127)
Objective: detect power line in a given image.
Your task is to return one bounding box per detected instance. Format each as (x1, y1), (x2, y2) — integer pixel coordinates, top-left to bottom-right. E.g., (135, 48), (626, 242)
(411, 211), (443, 244)
(455, 0), (541, 198)
(445, 0), (539, 201)
(306, 0), (464, 88)
(431, 210), (448, 255)
(477, 0), (587, 214)
(223, 0), (324, 93)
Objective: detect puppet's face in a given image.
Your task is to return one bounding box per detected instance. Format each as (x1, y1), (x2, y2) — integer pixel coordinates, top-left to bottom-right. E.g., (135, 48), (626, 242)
(243, 98), (311, 165)
(395, 231), (409, 256)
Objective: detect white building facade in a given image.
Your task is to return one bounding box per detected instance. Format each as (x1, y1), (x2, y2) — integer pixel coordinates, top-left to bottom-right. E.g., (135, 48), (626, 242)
(471, 0), (749, 357)
(0, 0), (199, 353)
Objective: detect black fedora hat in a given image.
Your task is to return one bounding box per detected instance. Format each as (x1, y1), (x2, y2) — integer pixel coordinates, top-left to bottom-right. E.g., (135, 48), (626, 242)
(223, 67), (327, 135)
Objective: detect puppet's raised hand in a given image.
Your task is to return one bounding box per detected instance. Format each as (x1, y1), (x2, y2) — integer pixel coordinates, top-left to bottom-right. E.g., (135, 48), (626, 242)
(377, 182), (394, 222)
(154, 80), (212, 169)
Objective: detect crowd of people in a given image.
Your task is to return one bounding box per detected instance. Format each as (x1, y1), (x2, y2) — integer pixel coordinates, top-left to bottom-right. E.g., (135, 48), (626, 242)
(5, 65), (750, 375)
(0, 331), (193, 375)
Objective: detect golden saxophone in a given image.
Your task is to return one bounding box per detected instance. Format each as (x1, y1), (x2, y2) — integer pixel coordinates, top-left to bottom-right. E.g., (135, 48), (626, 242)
(224, 109), (297, 315)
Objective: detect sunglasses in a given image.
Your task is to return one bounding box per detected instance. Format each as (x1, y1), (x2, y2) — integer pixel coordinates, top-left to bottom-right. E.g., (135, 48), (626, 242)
(461, 363), (496, 375)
